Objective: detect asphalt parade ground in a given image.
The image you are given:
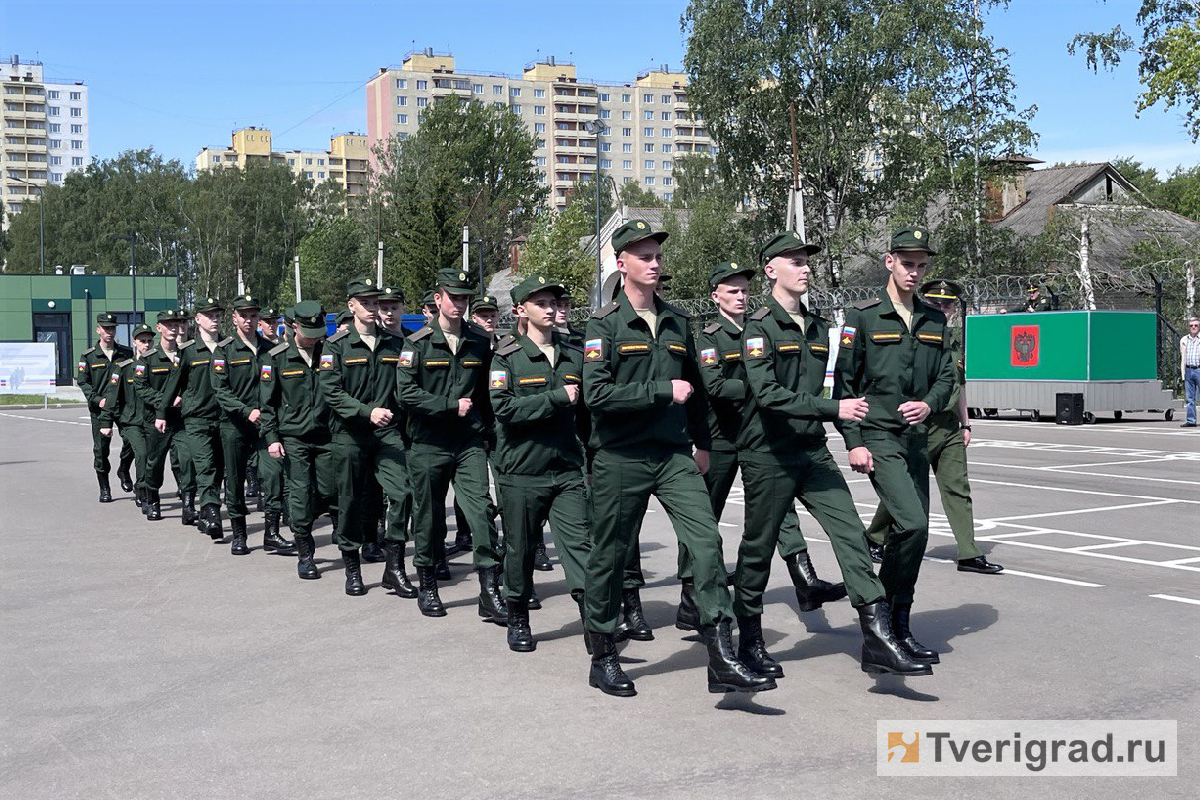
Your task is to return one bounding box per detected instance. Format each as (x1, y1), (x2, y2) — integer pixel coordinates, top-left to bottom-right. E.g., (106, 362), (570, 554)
(1, 407), (1195, 798)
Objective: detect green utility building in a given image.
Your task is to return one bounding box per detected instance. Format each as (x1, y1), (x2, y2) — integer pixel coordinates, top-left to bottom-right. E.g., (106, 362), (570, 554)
(0, 271), (179, 386)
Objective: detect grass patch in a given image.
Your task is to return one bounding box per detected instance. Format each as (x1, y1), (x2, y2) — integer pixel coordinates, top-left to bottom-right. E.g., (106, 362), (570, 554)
(0, 394), (81, 405)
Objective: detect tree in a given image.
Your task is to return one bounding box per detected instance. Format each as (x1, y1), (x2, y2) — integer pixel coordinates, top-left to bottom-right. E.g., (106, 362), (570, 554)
(661, 195), (756, 301)
(670, 154), (723, 209)
(294, 216), (371, 311)
(564, 173), (617, 231)
(516, 203), (596, 299)
(618, 180), (663, 208)
(1070, 1), (1200, 141)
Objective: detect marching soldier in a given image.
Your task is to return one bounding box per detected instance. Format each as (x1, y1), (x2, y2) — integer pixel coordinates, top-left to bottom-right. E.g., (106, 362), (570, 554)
(737, 232), (931, 677)
(134, 309), (194, 522)
(582, 219), (773, 697)
(835, 227), (957, 668)
(246, 305), (282, 506)
(470, 295), (500, 337)
(865, 279), (1002, 575)
(396, 267), (503, 620)
(78, 312), (134, 503)
(368, 284), (414, 566)
(99, 323), (157, 509)
(553, 289), (585, 348)
(260, 301), (339, 581)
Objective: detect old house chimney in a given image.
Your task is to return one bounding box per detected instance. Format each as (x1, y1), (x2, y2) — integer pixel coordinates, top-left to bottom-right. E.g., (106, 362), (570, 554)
(985, 155), (1042, 221)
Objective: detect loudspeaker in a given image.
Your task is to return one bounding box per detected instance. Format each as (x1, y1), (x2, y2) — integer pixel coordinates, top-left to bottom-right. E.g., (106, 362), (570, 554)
(1056, 393), (1084, 425)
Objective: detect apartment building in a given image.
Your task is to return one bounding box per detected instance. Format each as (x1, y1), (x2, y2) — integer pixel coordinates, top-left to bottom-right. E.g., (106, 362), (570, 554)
(365, 50), (715, 210)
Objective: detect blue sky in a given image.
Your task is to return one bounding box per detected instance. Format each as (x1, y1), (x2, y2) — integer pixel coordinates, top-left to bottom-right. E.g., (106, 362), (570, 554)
(3, 0), (1195, 176)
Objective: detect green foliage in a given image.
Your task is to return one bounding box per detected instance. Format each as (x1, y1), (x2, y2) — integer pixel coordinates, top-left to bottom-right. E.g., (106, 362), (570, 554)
(661, 195), (756, 301)
(1111, 158), (1200, 220)
(294, 216), (370, 311)
(618, 180), (663, 208)
(517, 203), (597, 300)
(564, 173), (616, 232)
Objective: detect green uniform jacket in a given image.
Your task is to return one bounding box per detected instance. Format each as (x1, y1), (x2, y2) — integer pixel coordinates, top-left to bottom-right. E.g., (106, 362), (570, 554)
(77, 342), (133, 414)
(929, 326), (965, 428)
(133, 345), (182, 427)
(211, 333), (273, 422)
(100, 357), (144, 428)
(259, 340), (330, 445)
(582, 293), (711, 453)
(158, 339), (221, 421)
(741, 297), (839, 454)
(318, 326), (403, 438)
(694, 315), (750, 451)
(395, 322), (492, 449)
(556, 324), (586, 348)
(834, 291), (955, 450)
(489, 332), (586, 476)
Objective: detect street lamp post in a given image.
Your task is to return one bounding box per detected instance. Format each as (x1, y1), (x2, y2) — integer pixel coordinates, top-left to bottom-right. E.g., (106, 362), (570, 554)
(11, 177), (44, 274)
(583, 118), (604, 305)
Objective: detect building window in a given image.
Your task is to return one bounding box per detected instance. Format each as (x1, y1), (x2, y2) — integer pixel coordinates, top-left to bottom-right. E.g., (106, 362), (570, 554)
(48, 90), (60, 99)
(70, 124), (82, 134)
(600, 92), (610, 102)
(534, 88), (546, 98)
(601, 158), (612, 169)
(622, 143), (632, 153)
(623, 160), (633, 170)
(644, 127), (653, 137)
(534, 122), (546, 133)
(621, 111), (631, 121)
(644, 143), (654, 153)
(662, 144), (672, 153)
(645, 177), (655, 185)
(396, 79), (407, 89)
(287, 158), (294, 165)
(417, 97), (428, 107)
(397, 113), (407, 124)
(48, 138), (61, 148)
(494, 102), (505, 109)
(644, 110), (653, 120)
(622, 127), (632, 137)
(70, 107), (81, 117)
(511, 104), (521, 113)
(399, 132), (409, 140)
(601, 142), (611, 152)
(643, 93), (653, 103)
(645, 159), (655, 170)
(472, 84), (483, 94)
(510, 87), (521, 97)
(48, 106), (60, 116)
(71, 157), (83, 166)
(49, 123), (60, 133)
(534, 105), (545, 115)
(600, 109), (610, 119)
(662, 128), (672, 137)
(50, 156), (61, 165)
(662, 160), (672, 170)
(213, 155), (221, 164)
(318, 171), (325, 178)
(417, 80), (428, 91)
(305, 171), (313, 177)
(493, 85), (503, 95)
(664, 192), (672, 201)
(50, 172), (63, 183)
(663, 177), (674, 186)
(662, 94), (671, 104)
(305, 157), (313, 165)
(661, 111), (671, 121)
(317, 158), (325, 165)
(535, 156), (546, 166)
(397, 95), (407, 106)
(536, 138), (545, 149)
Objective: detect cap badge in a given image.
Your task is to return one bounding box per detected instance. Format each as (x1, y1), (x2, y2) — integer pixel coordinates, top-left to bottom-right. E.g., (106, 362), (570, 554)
(458, 272), (466, 281)
(730, 262), (738, 269)
(914, 230), (923, 239)
(538, 276), (545, 284)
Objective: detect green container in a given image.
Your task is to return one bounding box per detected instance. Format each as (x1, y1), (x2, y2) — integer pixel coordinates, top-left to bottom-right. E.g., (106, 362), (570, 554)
(965, 311), (1157, 382)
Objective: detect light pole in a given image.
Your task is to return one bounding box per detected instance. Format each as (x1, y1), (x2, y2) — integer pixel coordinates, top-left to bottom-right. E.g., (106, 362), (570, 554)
(11, 176), (44, 274)
(583, 118), (604, 305)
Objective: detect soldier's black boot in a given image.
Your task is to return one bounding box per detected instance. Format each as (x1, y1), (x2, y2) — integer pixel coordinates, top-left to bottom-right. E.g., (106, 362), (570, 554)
(295, 533), (320, 580)
(381, 542), (417, 598)
(230, 517), (249, 556)
(621, 588), (654, 641)
(245, 465), (260, 499)
(416, 566), (446, 617)
(201, 503), (223, 540)
(533, 538), (553, 571)
(262, 511), (295, 553)
(116, 466), (134, 493)
(675, 578), (700, 631)
(736, 614), (784, 678)
(858, 600), (932, 676)
(135, 487), (145, 511)
(361, 540), (385, 563)
(507, 600), (535, 652)
(701, 619), (777, 694)
(146, 490), (162, 521)
(587, 632), (636, 697)
(890, 601), (939, 664)
(342, 550), (367, 597)
(181, 491), (198, 527)
(434, 556), (452, 581)
(528, 584), (542, 610)
(868, 541), (884, 564)
(97, 474), (113, 503)
(784, 551), (848, 612)
(477, 566), (508, 625)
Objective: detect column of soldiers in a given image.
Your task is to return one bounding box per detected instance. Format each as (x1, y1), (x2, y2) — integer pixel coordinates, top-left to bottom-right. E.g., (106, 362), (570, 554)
(85, 220), (1001, 699)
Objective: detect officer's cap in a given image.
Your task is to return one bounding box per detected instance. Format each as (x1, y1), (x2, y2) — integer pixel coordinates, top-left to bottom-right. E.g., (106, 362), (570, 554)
(335, 310), (353, 327)
(95, 312), (118, 327)
(512, 274), (566, 305)
(292, 301), (328, 338)
(920, 279), (962, 303)
(346, 276), (381, 299)
(434, 268), (476, 297)
(421, 289), (436, 307)
(156, 309), (187, 323)
(231, 293), (261, 312)
(471, 294), (500, 313)
(1027, 283), (1040, 294)
(378, 285), (405, 304)
(195, 296), (224, 314)
(132, 323), (156, 339)
(611, 219), (668, 256)
(760, 230), (821, 263)
(281, 306), (295, 325)
(889, 226), (938, 255)
(260, 307), (280, 320)
(708, 260), (756, 287)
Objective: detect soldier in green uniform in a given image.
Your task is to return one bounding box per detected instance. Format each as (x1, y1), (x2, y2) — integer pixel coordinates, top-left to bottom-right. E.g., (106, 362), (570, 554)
(78, 312), (135, 503)
(470, 295), (500, 336)
(134, 309), (193, 522)
(421, 290), (437, 323)
(865, 279), (1003, 575)
(553, 289), (585, 348)
(737, 232), (931, 677)
(319, 276), (414, 597)
(396, 268), (503, 620)
(367, 284), (413, 568)
(158, 298), (226, 539)
(834, 227), (956, 667)
(679, 257), (846, 632)
(260, 301), (338, 581)
(1008, 283), (1057, 314)
(489, 274), (593, 651)
(211, 294), (294, 556)
(582, 219), (774, 697)
(99, 323), (157, 509)
(247, 305), (282, 509)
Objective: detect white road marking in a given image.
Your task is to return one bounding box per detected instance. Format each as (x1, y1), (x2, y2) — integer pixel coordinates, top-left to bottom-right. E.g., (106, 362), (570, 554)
(999, 569), (1103, 587)
(1149, 594), (1200, 606)
(972, 462), (1200, 489)
(1069, 541), (1145, 552)
(969, 477), (1200, 505)
(0, 412), (89, 426)
(973, 420), (1195, 437)
(1040, 457), (1179, 470)
(980, 499), (1179, 523)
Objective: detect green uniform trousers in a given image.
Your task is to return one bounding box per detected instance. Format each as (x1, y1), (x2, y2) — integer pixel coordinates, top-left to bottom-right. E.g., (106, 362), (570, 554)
(142, 421), (194, 494)
(736, 448), (885, 616)
(258, 439), (284, 516)
(280, 436), (337, 537)
(219, 419), (260, 519)
(118, 424), (146, 488)
(364, 466), (412, 544)
(184, 417), (223, 507)
(585, 447), (733, 634)
(497, 471), (591, 605)
(330, 428), (410, 552)
(91, 412), (134, 476)
(861, 426), (931, 604)
(865, 420), (982, 561)
(408, 441), (499, 569)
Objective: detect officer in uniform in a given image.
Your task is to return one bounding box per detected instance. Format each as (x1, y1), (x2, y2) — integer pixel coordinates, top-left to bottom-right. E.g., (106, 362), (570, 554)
(1008, 283), (1056, 314)
(99, 323), (157, 509)
(78, 312), (134, 502)
(260, 301), (338, 581)
(247, 305), (282, 504)
(421, 290), (437, 322)
(158, 298), (226, 539)
(319, 276), (414, 597)
(396, 267), (503, 620)
(470, 295), (500, 336)
(367, 284), (413, 566)
(835, 227), (956, 668)
(582, 219), (773, 698)
(865, 279), (1002, 575)
(258, 307), (282, 344)
(737, 232), (931, 677)
(211, 294), (294, 556)
(553, 289), (585, 348)
(134, 309), (194, 522)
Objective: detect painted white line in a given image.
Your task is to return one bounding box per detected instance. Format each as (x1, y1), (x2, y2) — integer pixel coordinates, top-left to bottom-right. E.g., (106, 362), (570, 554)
(961, 537), (1200, 573)
(974, 530), (1059, 540)
(1042, 458), (1179, 470)
(972, 420), (1195, 437)
(970, 476), (1200, 504)
(1160, 556), (1200, 566)
(1069, 541), (1145, 552)
(971, 460), (1199, 487)
(1000, 569), (1103, 587)
(1150, 594), (1200, 606)
(0, 412), (89, 426)
(981, 499), (1178, 523)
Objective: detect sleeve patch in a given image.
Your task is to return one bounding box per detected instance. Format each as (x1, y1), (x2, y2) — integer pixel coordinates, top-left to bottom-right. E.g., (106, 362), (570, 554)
(319, 354), (335, 371)
(745, 337), (765, 358)
(260, 365), (273, 381)
(584, 338), (603, 360)
(489, 370), (508, 389)
(135, 364), (146, 375)
(399, 351), (414, 368)
(840, 326), (857, 346)
(700, 347), (717, 365)
(213, 358), (226, 373)
(77, 361), (87, 372)
(109, 372), (121, 385)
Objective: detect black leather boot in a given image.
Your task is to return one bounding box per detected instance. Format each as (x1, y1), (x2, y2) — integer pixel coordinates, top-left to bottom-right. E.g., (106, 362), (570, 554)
(868, 541), (884, 564)
(262, 511), (295, 553)
(230, 517), (249, 556)
(201, 503), (223, 540)
(116, 466), (134, 493)
(434, 556), (452, 581)
(528, 584), (542, 610)
(784, 551), (848, 612)
(477, 566), (508, 625)
(245, 465), (260, 498)
(701, 619), (777, 693)
(675, 578), (700, 631)
(97, 474), (113, 503)
(417, 565), (446, 617)
(858, 600), (932, 675)
(736, 614), (784, 678)
(957, 555), (1003, 574)
(533, 540), (553, 571)
(343, 550), (367, 596)
(382, 542), (417, 598)
(587, 632), (636, 697)
(507, 600), (535, 652)
(135, 487), (144, 511)
(621, 588), (654, 641)
(181, 491), (198, 527)
(295, 533), (320, 580)
(891, 601), (939, 663)
(146, 490), (162, 521)
(361, 540), (385, 563)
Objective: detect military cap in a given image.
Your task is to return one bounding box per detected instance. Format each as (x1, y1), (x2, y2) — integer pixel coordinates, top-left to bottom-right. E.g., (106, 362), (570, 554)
(292, 300), (328, 338)
(132, 323), (156, 339)
(434, 267), (476, 296)
(195, 296), (224, 313)
(471, 294), (499, 313)
(281, 306), (295, 325)
(1026, 283), (1040, 293)
(378, 285), (405, 303)
(889, 226), (938, 255)
(512, 274), (566, 305)
(611, 219), (668, 255)
(346, 275), (381, 298)
(95, 312), (118, 326)
(760, 230), (821, 263)
(230, 293), (261, 311)
(156, 308), (187, 323)
(260, 306), (280, 320)
(708, 260), (756, 287)
(558, 286), (573, 301)
(335, 310), (353, 327)
(920, 279), (962, 302)
(421, 290), (436, 306)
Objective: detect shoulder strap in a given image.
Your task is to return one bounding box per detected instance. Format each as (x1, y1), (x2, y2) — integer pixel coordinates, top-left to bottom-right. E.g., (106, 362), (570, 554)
(326, 329), (349, 343)
(495, 339), (522, 357)
(702, 322), (721, 334)
(217, 336), (234, 347)
(749, 306), (770, 321)
(854, 298), (882, 311)
(268, 341), (290, 356)
(407, 325), (433, 342)
(590, 301), (619, 319)
(82, 346), (96, 356)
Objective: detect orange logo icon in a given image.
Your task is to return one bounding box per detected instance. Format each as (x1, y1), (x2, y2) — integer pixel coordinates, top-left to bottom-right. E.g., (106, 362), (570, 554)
(887, 732), (919, 763)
